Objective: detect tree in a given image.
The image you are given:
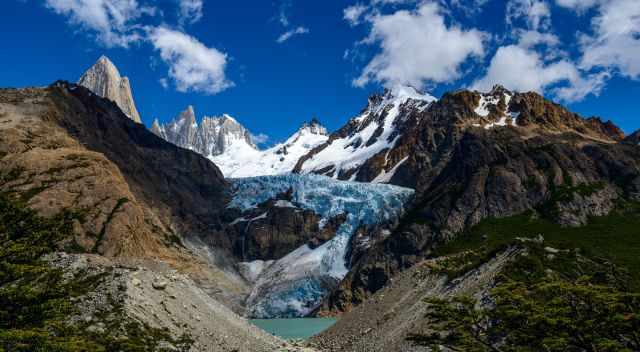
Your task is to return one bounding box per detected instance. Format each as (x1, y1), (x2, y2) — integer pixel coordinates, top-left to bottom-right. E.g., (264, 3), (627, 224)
(409, 252), (640, 351)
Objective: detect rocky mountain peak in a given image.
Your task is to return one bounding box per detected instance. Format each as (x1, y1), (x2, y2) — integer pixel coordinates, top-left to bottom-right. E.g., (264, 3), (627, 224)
(78, 56), (142, 123)
(299, 118), (328, 136)
(150, 118), (164, 137)
(177, 105), (196, 123)
(153, 107), (257, 158)
(488, 84), (512, 96)
(367, 85), (436, 112)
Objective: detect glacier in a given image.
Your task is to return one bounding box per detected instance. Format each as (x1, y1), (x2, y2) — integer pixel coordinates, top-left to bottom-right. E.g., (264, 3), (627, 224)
(229, 174), (414, 318)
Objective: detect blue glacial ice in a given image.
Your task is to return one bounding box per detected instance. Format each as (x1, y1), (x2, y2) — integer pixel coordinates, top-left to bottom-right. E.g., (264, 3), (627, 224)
(229, 174), (414, 318)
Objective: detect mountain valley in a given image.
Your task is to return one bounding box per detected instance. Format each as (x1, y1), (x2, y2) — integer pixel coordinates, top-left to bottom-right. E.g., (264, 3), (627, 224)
(1, 56), (639, 351)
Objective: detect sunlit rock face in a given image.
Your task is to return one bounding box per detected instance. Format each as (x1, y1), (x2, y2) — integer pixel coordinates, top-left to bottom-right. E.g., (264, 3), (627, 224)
(78, 56), (142, 123)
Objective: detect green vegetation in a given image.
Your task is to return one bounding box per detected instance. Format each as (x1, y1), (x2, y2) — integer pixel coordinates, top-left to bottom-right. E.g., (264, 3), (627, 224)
(435, 201), (640, 290)
(410, 193), (640, 351)
(0, 193), (191, 351)
(409, 245), (640, 351)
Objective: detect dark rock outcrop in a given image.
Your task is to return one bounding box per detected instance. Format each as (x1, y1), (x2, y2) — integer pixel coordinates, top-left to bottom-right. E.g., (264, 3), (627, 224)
(48, 82), (231, 249)
(223, 190), (345, 261)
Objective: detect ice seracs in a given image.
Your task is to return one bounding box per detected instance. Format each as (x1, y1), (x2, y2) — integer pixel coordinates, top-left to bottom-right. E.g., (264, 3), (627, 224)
(294, 86), (436, 181)
(78, 56), (142, 123)
(229, 174), (414, 318)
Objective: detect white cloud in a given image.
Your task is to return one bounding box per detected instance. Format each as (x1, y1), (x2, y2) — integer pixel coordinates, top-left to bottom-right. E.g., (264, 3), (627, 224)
(555, 0), (599, 12)
(354, 2), (485, 89)
(44, 0), (156, 47)
(344, 4), (368, 26)
(178, 0), (203, 25)
(276, 26), (310, 43)
(471, 45), (603, 102)
(148, 26), (233, 94)
(579, 0), (640, 79)
(506, 0), (551, 31)
(517, 30), (560, 49)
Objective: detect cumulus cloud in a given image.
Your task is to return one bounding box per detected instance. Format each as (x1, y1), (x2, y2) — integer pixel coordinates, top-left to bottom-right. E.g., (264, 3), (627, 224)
(579, 0), (640, 79)
(148, 26), (233, 94)
(468, 0), (611, 102)
(276, 26), (310, 43)
(44, 0), (156, 47)
(471, 45), (603, 101)
(517, 30), (560, 49)
(178, 0), (203, 25)
(353, 2), (486, 89)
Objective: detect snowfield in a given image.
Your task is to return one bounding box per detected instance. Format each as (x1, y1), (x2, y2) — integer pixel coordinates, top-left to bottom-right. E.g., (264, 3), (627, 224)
(230, 174), (414, 318)
(212, 121), (328, 178)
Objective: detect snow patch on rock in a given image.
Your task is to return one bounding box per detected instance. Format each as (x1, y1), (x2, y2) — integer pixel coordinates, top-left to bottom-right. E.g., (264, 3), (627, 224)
(298, 86), (435, 179)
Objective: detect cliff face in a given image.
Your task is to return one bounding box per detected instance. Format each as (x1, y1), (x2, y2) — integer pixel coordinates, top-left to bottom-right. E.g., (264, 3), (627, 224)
(315, 86), (640, 315)
(78, 56), (142, 123)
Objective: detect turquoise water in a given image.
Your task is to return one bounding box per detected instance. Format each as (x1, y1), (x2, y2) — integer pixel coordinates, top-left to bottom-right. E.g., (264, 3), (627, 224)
(250, 318), (337, 340)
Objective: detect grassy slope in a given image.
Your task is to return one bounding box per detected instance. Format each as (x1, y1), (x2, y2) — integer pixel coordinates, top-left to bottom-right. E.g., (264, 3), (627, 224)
(435, 202), (640, 290)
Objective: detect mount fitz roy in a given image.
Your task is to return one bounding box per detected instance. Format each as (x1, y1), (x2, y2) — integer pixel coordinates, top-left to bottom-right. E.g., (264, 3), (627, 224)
(78, 56), (142, 123)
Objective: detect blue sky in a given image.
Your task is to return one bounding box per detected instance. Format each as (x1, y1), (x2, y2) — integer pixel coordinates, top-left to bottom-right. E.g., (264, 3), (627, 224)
(2, 0), (639, 144)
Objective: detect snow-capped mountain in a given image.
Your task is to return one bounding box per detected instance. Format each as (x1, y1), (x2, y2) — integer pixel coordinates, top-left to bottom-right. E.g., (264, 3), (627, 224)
(294, 86), (436, 183)
(214, 118), (328, 178)
(151, 108), (328, 178)
(78, 56), (142, 123)
(150, 106), (258, 161)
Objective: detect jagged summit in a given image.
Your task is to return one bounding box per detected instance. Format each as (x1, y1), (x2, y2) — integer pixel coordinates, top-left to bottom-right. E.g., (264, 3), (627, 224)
(298, 117), (328, 136)
(294, 86), (436, 181)
(209, 117), (329, 178)
(78, 56), (142, 123)
(151, 106), (256, 157)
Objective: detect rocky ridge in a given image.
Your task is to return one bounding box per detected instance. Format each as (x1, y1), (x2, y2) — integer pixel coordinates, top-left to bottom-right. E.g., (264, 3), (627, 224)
(315, 85), (640, 315)
(294, 86), (435, 182)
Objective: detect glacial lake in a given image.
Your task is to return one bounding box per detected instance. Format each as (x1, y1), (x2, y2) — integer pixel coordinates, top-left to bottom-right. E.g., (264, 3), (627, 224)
(250, 318), (337, 340)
